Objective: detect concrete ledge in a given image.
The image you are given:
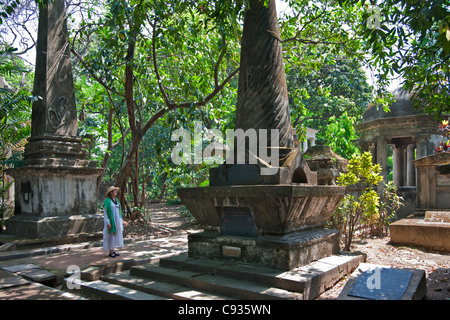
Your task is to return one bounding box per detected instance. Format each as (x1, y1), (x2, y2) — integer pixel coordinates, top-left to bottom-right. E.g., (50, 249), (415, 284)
(390, 218), (450, 252)
(5, 214), (103, 239)
(188, 229), (340, 270)
(81, 259), (137, 281)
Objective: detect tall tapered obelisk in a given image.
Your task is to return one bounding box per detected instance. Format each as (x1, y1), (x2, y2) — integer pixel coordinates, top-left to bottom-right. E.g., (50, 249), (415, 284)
(6, 0), (104, 238)
(209, 0), (316, 186)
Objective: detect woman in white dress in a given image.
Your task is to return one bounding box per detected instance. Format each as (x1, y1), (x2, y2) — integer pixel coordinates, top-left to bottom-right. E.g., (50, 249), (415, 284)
(103, 186), (124, 257)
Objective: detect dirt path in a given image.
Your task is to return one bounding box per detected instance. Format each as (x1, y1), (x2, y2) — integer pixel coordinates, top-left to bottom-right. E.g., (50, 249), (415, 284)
(123, 202), (198, 239)
(125, 203), (450, 300)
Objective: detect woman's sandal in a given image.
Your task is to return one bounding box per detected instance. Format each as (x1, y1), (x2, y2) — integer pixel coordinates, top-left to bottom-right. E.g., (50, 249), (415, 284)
(113, 252), (120, 256)
(109, 252), (116, 258)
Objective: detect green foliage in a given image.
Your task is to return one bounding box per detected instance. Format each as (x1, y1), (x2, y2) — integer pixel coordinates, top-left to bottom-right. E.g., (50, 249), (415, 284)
(331, 151), (403, 249)
(0, 44), (33, 228)
(0, 0), (20, 25)
(334, 151), (384, 251)
(346, 0), (450, 115)
(285, 54), (373, 158)
(324, 112), (361, 159)
(367, 181), (402, 237)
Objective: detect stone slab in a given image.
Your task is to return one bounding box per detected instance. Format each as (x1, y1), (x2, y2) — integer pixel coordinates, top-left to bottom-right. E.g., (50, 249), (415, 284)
(0, 280), (85, 300)
(347, 267), (413, 300)
(73, 279), (167, 300)
(1, 263), (41, 273)
(0, 276), (30, 290)
(18, 268), (56, 283)
(425, 210), (450, 223)
(81, 259), (137, 281)
(0, 242), (16, 252)
(102, 271), (230, 300)
(338, 263), (426, 300)
(390, 218), (450, 252)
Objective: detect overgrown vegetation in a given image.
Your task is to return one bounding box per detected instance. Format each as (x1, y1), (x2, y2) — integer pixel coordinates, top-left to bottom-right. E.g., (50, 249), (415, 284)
(1, 0), (446, 225)
(329, 152), (403, 251)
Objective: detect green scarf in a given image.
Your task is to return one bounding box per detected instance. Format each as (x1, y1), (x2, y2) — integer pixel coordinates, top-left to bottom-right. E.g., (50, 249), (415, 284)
(104, 198), (123, 234)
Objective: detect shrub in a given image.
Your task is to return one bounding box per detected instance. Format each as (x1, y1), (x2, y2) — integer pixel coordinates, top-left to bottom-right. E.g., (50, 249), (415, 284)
(334, 151), (383, 251)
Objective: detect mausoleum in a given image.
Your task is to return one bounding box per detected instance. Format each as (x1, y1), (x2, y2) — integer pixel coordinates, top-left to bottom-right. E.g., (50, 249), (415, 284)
(357, 88), (448, 217)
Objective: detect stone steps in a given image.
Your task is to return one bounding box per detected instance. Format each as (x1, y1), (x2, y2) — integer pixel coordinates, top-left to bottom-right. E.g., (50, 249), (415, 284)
(68, 278), (169, 300)
(102, 271), (234, 300)
(67, 252), (364, 300)
(129, 264), (302, 300)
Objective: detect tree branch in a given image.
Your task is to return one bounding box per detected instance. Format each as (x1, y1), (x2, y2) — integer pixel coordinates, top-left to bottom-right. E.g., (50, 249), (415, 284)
(151, 19), (171, 107)
(214, 38), (226, 88)
(70, 47), (120, 97)
(142, 66), (240, 135)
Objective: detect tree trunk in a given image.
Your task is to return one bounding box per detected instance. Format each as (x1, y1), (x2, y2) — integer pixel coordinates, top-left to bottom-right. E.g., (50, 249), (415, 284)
(159, 171), (168, 200)
(140, 174), (152, 207)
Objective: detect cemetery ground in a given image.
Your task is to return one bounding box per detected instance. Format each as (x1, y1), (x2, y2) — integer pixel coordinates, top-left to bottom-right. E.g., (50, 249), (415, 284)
(125, 202), (450, 300)
(0, 201), (448, 300)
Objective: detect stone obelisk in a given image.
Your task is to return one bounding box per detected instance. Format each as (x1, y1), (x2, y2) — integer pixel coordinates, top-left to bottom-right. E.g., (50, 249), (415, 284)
(25, 0), (84, 163)
(235, 0), (294, 151)
(6, 0), (104, 238)
(178, 0), (344, 270)
(209, 0), (315, 186)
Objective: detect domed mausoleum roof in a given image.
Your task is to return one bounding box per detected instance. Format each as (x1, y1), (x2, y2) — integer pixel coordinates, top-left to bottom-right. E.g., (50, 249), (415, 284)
(362, 88), (421, 123)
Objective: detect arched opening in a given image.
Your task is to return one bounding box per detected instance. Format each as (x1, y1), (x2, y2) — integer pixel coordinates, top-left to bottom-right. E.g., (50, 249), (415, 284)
(292, 167), (308, 184)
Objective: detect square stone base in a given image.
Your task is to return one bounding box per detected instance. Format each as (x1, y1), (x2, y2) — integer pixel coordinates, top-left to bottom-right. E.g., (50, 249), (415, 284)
(5, 214), (103, 239)
(188, 228), (340, 270)
(390, 218), (450, 252)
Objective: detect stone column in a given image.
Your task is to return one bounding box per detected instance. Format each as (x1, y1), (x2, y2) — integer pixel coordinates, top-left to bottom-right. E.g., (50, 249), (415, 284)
(209, 0), (317, 186)
(5, 0), (104, 239)
(406, 144), (416, 186)
(24, 0), (85, 164)
(235, 0), (294, 155)
(415, 135), (428, 160)
(393, 145), (404, 186)
(303, 140), (308, 152)
(368, 142), (377, 168)
(376, 138), (388, 182)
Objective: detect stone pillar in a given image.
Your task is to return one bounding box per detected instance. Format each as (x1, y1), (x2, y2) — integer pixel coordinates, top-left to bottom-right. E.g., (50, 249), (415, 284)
(406, 144), (416, 186)
(209, 0), (317, 186)
(5, 0), (104, 239)
(303, 140), (308, 152)
(393, 145), (404, 186)
(235, 0), (294, 156)
(376, 138), (388, 182)
(368, 142), (376, 169)
(416, 135), (429, 159)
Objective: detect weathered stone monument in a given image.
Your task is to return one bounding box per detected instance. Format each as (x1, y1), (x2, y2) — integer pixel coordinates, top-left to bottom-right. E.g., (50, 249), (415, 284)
(178, 0), (346, 270)
(357, 88), (450, 218)
(304, 146), (349, 185)
(5, 0), (103, 238)
(390, 152), (450, 252)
